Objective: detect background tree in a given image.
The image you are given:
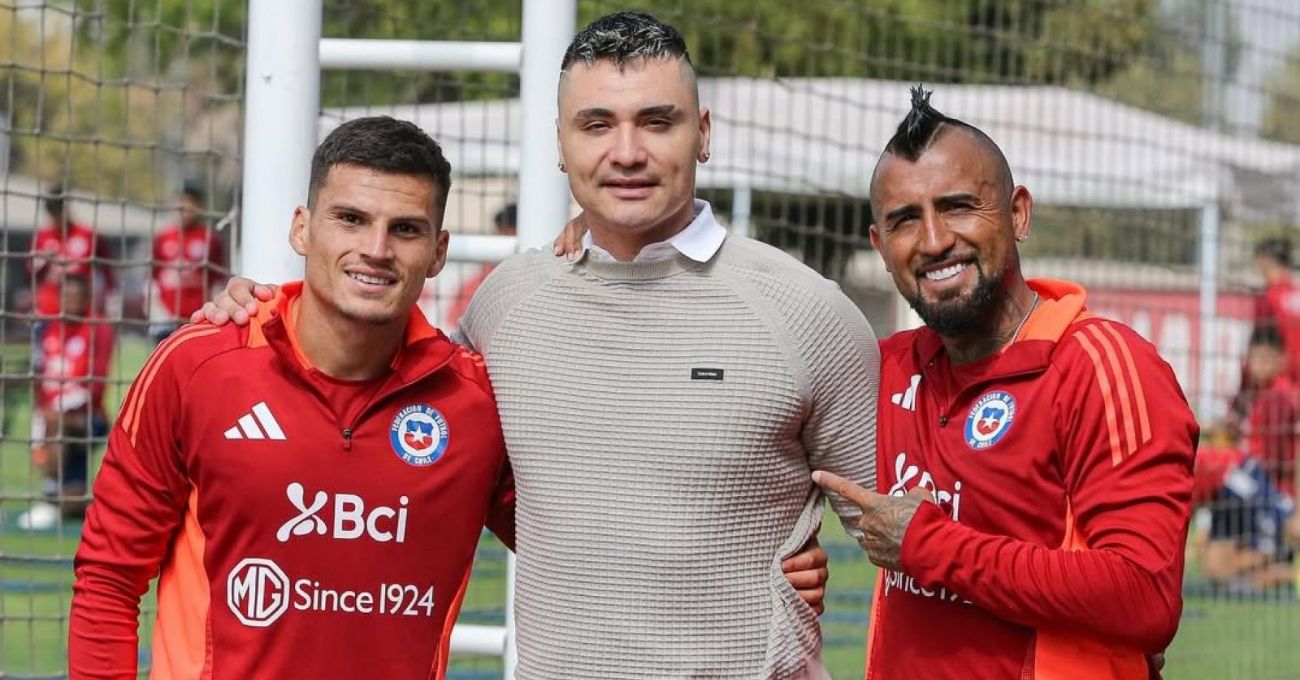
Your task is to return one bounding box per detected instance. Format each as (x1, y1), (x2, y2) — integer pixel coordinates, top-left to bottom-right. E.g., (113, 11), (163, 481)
(1261, 44), (1300, 144)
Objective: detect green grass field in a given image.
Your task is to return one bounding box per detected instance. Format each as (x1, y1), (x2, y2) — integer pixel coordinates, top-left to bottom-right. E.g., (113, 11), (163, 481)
(1, 337), (1297, 678)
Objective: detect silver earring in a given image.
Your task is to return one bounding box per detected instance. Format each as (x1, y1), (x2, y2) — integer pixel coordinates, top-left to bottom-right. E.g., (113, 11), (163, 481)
(558, 161), (566, 172)
(699, 152), (710, 163)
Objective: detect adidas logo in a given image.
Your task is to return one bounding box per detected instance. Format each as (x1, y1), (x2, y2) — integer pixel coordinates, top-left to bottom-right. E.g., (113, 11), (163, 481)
(890, 374), (922, 412)
(224, 401), (286, 440)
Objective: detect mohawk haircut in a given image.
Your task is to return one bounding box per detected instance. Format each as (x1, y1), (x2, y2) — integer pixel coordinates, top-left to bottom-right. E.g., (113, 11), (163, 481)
(561, 11), (692, 71)
(881, 84), (1014, 189)
(887, 85), (974, 161)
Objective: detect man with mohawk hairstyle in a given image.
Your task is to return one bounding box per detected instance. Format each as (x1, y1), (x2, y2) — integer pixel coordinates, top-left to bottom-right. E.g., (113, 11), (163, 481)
(812, 86), (1197, 679)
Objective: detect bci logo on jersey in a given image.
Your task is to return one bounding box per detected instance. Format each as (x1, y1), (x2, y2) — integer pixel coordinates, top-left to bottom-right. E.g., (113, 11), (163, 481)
(964, 391), (1017, 450)
(389, 404), (450, 467)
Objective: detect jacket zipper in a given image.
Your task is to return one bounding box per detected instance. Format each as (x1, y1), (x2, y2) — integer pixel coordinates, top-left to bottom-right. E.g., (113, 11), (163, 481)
(336, 351), (457, 452)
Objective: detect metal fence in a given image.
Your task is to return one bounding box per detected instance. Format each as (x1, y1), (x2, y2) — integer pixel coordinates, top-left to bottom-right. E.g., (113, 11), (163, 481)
(3, 1), (1300, 678)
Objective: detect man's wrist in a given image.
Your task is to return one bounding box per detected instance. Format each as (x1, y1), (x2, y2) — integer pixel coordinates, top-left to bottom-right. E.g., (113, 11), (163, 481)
(898, 499), (951, 580)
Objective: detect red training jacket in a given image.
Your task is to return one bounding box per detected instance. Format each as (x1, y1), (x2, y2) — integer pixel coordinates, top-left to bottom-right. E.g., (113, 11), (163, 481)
(1239, 374), (1299, 495)
(151, 223), (228, 319)
(1257, 278), (1300, 382)
(71, 282), (514, 680)
(35, 316), (115, 415)
(867, 279), (1197, 680)
(29, 220), (115, 316)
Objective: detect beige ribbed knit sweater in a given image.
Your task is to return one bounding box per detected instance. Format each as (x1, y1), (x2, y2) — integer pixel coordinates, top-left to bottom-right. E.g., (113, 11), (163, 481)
(459, 232), (878, 679)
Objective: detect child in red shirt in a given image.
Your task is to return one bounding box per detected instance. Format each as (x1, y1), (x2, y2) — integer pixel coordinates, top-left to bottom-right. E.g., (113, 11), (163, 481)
(1204, 325), (1298, 589)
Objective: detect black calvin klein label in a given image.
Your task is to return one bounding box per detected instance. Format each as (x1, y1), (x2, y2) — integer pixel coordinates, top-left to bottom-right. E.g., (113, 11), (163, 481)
(691, 368), (724, 381)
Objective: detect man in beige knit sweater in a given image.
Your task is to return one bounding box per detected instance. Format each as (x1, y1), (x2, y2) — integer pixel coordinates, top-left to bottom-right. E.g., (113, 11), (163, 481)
(201, 11), (877, 679)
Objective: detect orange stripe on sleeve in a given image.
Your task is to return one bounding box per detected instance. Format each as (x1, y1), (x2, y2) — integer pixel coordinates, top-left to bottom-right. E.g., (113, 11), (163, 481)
(124, 326), (221, 446)
(864, 571), (885, 679)
(433, 564), (476, 680)
(120, 325), (218, 432)
(1075, 331), (1124, 467)
(1100, 322), (1152, 446)
(1085, 325), (1138, 457)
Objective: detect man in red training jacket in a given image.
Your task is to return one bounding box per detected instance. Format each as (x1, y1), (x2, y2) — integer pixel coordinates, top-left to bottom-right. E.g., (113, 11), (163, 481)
(814, 87), (1197, 679)
(70, 116), (515, 679)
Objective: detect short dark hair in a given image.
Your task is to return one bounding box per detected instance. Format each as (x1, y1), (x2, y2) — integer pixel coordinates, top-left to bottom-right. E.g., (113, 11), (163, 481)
(1255, 237), (1292, 268)
(1250, 323), (1285, 350)
(493, 203), (517, 228)
(308, 116), (452, 222)
(44, 184), (66, 218)
(561, 11), (691, 71)
(181, 181), (206, 204)
(876, 84), (1014, 197)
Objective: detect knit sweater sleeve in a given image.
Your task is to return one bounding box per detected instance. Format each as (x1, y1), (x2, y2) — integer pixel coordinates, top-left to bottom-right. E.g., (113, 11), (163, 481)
(724, 239), (879, 540)
(454, 249), (564, 353)
(791, 279), (879, 540)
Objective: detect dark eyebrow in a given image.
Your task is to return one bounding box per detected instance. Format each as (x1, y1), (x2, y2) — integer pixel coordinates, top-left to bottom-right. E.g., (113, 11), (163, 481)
(638, 104), (680, 118)
(934, 193), (980, 210)
(574, 107), (614, 121)
(329, 203), (371, 219)
(573, 105), (682, 121)
(883, 204), (921, 225)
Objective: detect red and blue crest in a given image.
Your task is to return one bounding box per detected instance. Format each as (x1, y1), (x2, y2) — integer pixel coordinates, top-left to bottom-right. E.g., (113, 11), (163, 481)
(964, 391), (1016, 450)
(389, 404), (450, 466)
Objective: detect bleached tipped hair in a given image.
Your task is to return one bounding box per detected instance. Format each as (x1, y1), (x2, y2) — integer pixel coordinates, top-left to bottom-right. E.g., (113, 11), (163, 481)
(561, 10), (692, 71)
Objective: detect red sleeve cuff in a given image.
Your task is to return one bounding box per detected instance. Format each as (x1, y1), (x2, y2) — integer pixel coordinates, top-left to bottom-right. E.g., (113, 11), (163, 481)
(898, 500), (954, 584)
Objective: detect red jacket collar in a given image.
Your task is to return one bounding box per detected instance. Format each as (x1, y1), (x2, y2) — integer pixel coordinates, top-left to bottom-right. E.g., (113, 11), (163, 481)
(913, 278), (1091, 377)
(246, 280), (454, 384)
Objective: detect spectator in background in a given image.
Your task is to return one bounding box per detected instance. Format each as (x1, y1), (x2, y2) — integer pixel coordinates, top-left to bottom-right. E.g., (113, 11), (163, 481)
(444, 202), (515, 329)
(1253, 238), (1300, 381)
(28, 185), (116, 343)
(149, 182), (228, 344)
(1204, 325), (1298, 590)
(17, 274), (115, 531)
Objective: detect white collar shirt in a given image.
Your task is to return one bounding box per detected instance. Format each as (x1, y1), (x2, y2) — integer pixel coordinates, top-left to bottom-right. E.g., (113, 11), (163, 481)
(582, 199), (727, 264)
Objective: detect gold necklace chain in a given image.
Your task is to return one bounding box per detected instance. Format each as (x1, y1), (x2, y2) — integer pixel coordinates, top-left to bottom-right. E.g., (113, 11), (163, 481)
(1008, 291), (1040, 342)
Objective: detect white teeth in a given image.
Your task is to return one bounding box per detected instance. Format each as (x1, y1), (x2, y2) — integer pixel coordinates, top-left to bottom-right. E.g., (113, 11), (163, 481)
(924, 263), (966, 281)
(349, 272), (390, 285)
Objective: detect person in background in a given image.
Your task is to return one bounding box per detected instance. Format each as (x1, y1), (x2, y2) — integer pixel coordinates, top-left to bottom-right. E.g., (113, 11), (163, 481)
(1203, 325), (1298, 591)
(28, 185), (116, 365)
(1252, 238), (1300, 381)
(18, 274), (115, 531)
(149, 182), (228, 344)
(443, 203), (515, 329)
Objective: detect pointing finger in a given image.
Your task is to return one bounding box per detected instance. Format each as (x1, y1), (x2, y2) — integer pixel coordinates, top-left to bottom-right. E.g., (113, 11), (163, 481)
(811, 471), (878, 508)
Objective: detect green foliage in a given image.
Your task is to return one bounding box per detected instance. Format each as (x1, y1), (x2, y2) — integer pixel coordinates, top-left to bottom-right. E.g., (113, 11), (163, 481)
(587, 0), (1158, 84)
(1261, 48), (1300, 145)
(5, 2), (243, 203)
(321, 0), (521, 108)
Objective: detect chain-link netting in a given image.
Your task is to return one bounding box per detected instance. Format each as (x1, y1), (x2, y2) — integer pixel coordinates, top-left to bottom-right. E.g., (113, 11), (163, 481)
(5, 1), (1300, 679)
(605, 2), (1300, 678)
(2, 1), (241, 677)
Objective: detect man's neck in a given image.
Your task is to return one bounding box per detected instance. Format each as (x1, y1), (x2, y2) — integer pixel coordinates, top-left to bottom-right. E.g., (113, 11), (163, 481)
(588, 200), (695, 262)
(941, 279), (1037, 365)
(293, 292), (403, 381)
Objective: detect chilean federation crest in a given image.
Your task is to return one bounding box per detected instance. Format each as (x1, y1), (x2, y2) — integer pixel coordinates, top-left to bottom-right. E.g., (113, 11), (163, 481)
(389, 404), (450, 467)
(964, 391), (1016, 450)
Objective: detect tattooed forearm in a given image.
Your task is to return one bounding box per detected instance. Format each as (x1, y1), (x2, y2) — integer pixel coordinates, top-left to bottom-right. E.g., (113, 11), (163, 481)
(856, 493), (925, 571)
